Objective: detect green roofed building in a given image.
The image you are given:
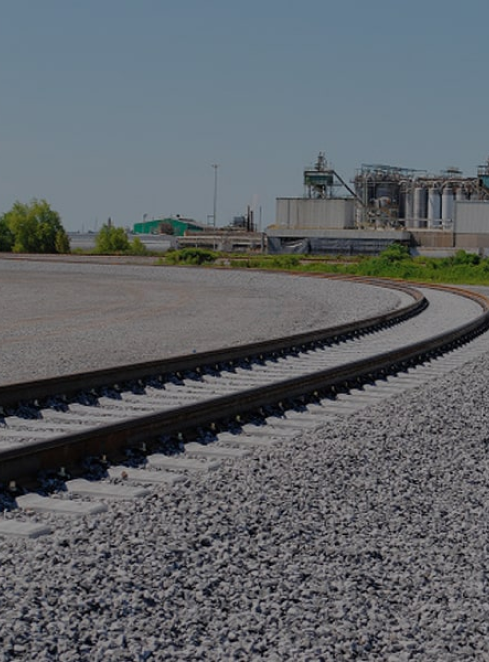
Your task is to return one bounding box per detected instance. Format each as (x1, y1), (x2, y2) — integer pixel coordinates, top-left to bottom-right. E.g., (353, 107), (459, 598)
(133, 217), (205, 237)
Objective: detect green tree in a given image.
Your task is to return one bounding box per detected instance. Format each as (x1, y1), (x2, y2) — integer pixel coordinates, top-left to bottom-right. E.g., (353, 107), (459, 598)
(95, 224), (130, 253)
(55, 229), (71, 254)
(129, 236), (149, 255)
(2, 199), (70, 253)
(0, 217), (14, 251)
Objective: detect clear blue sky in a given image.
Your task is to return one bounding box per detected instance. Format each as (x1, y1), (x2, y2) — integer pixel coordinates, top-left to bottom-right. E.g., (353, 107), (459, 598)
(1, 0), (488, 231)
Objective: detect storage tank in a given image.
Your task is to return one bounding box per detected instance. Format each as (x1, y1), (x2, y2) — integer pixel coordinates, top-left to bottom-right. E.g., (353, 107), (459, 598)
(414, 186), (427, 224)
(428, 187), (441, 227)
(456, 186), (466, 201)
(402, 188), (412, 222)
(441, 185), (454, 222)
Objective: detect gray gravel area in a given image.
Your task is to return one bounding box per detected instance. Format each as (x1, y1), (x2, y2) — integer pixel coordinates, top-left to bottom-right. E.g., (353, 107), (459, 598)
(1, 258), (488, 660)
(0, 258), (409, 385)
(1, 342), (489, 660)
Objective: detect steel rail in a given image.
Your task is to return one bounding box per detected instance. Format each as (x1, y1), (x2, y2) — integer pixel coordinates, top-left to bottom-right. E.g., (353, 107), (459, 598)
(0, 278), (425, 410)
(1, 281), (489, 485)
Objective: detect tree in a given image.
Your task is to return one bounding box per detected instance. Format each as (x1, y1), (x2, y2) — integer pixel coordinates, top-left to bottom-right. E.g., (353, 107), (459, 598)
(95, 224), (130, 253)
(130, 236), (149, 255)
(2, 199), (70, 254)
(55, 229), (71, 254)
(0, 218), (14, 251)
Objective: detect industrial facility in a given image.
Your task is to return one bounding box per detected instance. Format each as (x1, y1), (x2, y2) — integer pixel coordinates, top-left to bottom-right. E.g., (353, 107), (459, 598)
(268, 153), (489, 255)
(133, 211), (264, 252)
(353, 162), (489, 229)
(132, 153), (489, 256)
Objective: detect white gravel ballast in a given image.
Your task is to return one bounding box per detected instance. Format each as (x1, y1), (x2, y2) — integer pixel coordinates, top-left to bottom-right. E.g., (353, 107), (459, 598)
(0, 346), (488, 660)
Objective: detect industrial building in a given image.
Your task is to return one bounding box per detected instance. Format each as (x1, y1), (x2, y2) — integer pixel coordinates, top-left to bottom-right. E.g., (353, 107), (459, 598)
(134, 210), (264, 252)
(269, 153), (489, 255)
(269, 153), (410, 255)
(177, 229), (264, 252)
(133, 216), (205, 237)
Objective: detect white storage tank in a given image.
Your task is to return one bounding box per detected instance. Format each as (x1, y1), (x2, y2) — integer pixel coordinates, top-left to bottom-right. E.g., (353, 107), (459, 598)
(428, 187), (441, 226)
(441, 185), (454, 223)
(414, 186), (427, 224)
(456, 186), (467, 201)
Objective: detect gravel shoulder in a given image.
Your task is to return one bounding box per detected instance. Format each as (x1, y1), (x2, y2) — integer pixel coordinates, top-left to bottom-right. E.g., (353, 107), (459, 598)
(0, 257), (409, 385)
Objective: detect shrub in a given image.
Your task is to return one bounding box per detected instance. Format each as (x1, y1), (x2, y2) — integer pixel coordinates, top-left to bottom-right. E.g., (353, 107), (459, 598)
(129, 237), (149, 256)
(94, 224), (130, 254)
(165, 248), (218, 265)
(378, 243), (411, 263)
(453, 249), (480, 266)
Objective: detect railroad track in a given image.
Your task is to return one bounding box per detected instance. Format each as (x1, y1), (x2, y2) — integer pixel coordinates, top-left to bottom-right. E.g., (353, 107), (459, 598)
(1, 277), (489, 537)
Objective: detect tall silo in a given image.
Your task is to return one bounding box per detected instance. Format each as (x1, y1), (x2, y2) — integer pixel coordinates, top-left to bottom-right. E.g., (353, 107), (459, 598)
(402, 186), (412, 224)
(428, 187), (441, 227)
(441, 185), (454, 224)
(456, 186), (467, 201)
(413, 186), (427, 226)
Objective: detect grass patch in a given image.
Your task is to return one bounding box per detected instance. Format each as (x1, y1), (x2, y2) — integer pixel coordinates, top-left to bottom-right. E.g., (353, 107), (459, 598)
(309, 245), (489, 284)
(155, 243), (489, 285)
(228, 254), (301, 270)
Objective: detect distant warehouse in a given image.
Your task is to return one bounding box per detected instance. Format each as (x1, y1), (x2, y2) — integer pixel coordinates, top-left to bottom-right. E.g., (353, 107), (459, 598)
(133, 216), (205, 237)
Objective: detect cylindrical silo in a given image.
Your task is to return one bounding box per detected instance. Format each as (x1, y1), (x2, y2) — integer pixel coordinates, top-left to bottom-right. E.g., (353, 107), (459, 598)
(441, 185), (454, 223)
(428, 187), (441, 227)
(414, 186), (427, 225)
(402, 188), (412, 223)
(456, 186), (466, 201)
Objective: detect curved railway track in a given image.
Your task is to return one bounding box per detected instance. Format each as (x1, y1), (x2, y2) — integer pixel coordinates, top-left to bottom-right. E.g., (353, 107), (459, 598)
(1, 277), (489, 529)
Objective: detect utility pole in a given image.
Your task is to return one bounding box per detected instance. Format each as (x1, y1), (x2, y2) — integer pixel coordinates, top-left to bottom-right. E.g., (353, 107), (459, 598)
(211, 164), (218, 227)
